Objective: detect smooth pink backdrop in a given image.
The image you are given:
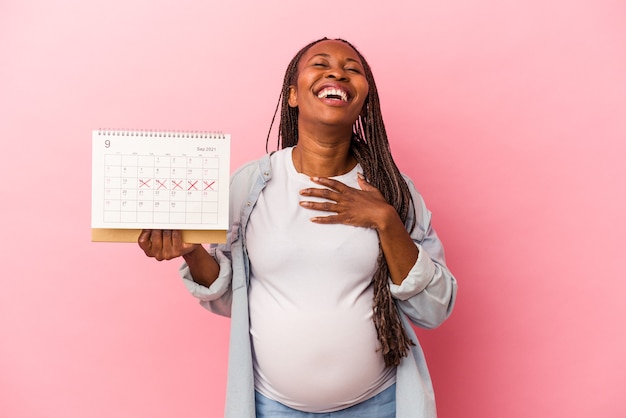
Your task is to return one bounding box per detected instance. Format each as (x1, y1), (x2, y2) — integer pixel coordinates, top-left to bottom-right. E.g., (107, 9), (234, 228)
(1, 0), (625, 417)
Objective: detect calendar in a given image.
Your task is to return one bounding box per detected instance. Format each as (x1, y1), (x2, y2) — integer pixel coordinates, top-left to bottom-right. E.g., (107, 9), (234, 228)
(91, 129), (230, 243)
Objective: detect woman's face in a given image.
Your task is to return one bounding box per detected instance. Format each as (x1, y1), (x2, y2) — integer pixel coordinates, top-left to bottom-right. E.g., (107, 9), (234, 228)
(288, 40), (369, 131)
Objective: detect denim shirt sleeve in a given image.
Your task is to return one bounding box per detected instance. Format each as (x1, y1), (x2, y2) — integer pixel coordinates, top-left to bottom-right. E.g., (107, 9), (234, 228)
(180, 246), (233, 317)
(390, 175), (458, 329)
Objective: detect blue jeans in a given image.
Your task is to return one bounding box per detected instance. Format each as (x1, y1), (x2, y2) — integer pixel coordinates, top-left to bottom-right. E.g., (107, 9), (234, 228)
(255, 384), (396, 417)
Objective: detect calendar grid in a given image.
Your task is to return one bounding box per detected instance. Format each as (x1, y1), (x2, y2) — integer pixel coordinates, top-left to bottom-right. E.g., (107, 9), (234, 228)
(102, 153), (221, 225)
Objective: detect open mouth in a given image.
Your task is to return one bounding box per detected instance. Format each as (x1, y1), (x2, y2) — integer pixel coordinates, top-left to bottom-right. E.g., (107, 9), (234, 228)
(317, 87), (349, 102)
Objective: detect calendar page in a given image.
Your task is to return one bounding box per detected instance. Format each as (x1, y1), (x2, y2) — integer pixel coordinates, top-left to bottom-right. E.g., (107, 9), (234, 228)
(91, 130), (230, 234)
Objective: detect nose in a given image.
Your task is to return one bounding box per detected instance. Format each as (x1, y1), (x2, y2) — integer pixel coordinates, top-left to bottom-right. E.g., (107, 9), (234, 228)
(326, 66), (348, 81)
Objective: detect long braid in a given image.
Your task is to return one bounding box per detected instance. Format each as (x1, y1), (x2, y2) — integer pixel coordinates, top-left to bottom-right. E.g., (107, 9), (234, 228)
(265, 40), (313, 152)
(266, 38), (415, 367)
(349, 41), (416, 366)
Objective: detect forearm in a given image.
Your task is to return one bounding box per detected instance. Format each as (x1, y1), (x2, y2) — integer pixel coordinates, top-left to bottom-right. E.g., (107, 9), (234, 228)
(376, 206), (419, 285)
(182, 245), (221, 287)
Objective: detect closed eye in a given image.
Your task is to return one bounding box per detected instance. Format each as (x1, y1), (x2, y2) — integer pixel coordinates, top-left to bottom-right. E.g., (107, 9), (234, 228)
(312, 61), (329, 68)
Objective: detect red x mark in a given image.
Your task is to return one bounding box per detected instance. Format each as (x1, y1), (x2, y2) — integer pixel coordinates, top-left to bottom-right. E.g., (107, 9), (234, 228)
(204, 181), (215, 191)
(139, 179), (151, 188)
(188, 180), (198, 191)
(156, 179), (167, 190)
(172, 180), (183, 190)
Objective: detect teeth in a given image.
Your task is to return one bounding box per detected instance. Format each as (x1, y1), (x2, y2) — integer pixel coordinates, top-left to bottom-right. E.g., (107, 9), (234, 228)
(317, 88), (348, 102)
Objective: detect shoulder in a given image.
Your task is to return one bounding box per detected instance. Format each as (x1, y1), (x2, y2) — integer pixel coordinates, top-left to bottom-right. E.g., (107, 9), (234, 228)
(400, 172), (424, 206)
(231, 147), (292, 184)
(230, 154), (270, 187)
(400, 172), (432, 235)
(231, 157), (263, 181)
(227, 153), (274, 210)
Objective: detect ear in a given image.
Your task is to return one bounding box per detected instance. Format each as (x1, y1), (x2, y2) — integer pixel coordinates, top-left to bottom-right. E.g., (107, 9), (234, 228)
(288, 85), (298, 108)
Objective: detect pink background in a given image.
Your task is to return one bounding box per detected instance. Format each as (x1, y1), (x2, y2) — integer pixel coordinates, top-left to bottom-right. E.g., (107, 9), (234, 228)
(1, 0), (625, 417)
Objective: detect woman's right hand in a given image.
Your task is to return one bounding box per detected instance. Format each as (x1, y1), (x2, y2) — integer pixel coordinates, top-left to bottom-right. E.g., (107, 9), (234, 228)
(138, 229), (200, 261)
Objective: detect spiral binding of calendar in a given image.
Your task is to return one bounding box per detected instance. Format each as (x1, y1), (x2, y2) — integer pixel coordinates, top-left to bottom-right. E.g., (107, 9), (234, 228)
(96, 129), (226, 139)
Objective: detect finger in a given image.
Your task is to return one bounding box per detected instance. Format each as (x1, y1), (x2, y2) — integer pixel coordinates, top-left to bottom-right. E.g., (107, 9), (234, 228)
(162, 229), (173, 247)
(357, 172), (377, 192)
(299, 187), (341, 202)
(138, 229), (152, 251)
(172, 230), (194, 254)
(309, 176), (348, 192)
(172, 230), (200, 256)
(150, 229), (163, 255)
(299, 200), (338, 212)
(310, 214), (340, 224)
(171, 230), (184, 248)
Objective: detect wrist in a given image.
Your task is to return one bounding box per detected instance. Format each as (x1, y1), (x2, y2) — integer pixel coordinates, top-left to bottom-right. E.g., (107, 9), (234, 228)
(181, 245), (201, 262)
(375, 205), (402, 233)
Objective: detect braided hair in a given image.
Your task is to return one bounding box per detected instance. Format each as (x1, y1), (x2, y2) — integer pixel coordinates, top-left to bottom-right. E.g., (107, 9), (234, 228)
(266, 37), (416, 367)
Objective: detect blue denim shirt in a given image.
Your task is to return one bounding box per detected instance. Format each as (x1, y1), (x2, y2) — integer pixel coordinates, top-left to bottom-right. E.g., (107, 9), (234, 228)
(180, 151), (458, 417)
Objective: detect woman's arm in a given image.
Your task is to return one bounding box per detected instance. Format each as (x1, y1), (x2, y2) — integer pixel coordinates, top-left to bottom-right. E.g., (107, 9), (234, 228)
(371, 202), (420, 285)
(389, 177), (457, 328)
(138, 229), (220, 287)
(299, 174), (457, 328)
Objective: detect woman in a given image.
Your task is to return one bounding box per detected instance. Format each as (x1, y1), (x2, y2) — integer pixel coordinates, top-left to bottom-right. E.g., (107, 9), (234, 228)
(139, 37), (457, 417)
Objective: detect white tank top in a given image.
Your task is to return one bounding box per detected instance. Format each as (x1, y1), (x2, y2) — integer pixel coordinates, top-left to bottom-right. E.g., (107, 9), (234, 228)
(246, 147), (395, 413)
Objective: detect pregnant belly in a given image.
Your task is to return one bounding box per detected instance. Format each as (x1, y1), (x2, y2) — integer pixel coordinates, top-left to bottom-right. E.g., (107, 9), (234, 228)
(250, 308), (389, 412)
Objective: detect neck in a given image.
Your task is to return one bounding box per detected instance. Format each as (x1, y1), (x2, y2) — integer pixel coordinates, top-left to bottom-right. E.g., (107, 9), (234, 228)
(292, 132), (357, 178)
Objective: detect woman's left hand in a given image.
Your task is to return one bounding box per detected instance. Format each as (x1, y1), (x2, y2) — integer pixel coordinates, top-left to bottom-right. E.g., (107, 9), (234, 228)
(299, 173), (395, 231)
